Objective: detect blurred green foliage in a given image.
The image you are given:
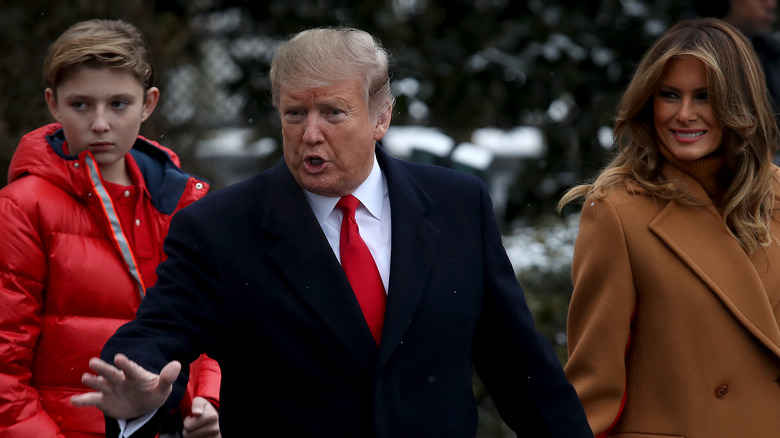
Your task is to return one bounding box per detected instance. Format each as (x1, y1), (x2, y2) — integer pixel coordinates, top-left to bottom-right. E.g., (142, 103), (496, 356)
(1, 0), (694, 221)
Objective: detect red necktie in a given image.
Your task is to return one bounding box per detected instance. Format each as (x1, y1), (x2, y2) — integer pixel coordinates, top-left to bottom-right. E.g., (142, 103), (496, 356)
(336, 195), (386, 345)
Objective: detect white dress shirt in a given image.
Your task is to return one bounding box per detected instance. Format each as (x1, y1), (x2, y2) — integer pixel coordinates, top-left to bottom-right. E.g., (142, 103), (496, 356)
(304, 154), (392, 292)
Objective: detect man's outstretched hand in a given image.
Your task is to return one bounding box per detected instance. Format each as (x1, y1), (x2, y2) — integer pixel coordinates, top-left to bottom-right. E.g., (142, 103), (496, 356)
(70, 354), (181, 420)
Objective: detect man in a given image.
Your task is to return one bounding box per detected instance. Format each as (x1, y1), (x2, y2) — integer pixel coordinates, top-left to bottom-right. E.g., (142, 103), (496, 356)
(71, 27), (592, 437)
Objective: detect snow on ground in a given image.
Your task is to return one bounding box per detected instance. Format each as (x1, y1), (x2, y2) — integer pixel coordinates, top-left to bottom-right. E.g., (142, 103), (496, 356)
(502, 214), (580, 275)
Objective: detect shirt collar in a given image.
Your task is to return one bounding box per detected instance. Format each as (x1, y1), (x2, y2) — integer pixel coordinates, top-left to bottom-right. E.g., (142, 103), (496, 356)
(304, 154), (385, 224)
(124, 152), (151, 198)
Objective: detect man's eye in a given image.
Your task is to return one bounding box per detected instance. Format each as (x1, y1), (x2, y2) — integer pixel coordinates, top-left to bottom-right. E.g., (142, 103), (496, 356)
(112, 101), (129, 109)
(283, 110), (305, 122)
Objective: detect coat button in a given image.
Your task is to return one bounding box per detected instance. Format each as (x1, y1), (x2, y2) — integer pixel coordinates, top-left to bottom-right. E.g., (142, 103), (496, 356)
(715, 383), (729, 398)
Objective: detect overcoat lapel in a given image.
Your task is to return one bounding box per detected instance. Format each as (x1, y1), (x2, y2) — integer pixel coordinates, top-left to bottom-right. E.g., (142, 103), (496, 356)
(263, 161), (377, 370)
(649, 165), (780, 358)
(260, 149), (441, 369)
(376, 147), (439, 366)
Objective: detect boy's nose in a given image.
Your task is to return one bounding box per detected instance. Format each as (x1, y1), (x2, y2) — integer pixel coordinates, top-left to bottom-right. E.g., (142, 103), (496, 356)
(91, 112), (109, 133)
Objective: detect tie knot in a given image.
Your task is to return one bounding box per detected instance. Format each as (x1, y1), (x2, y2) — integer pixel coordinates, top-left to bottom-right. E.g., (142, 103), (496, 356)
(336, 194), (361, 218)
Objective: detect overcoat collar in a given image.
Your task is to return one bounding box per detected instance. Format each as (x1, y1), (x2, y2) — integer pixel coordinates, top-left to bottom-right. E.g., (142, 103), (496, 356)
(649, 163), (780, 358)
(262, 145), (438, 370)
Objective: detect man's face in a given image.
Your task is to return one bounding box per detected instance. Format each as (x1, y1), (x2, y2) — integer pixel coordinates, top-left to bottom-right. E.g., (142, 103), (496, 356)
(728, 0), (777, 34)
(45, 66), (158, 183)
(279, 78), (391, 197)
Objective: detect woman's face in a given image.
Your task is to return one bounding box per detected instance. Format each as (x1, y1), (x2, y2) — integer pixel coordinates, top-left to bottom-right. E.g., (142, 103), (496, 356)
(653, 56), (724, 161)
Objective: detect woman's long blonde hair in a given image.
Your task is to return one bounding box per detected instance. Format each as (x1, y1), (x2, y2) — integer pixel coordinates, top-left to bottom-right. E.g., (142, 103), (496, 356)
(559, 18), (779, 253)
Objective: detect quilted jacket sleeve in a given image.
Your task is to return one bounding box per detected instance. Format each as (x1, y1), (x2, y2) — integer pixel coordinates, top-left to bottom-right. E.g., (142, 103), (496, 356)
(178, 354), (221, 416)
(0, 195), (65, 437)
(564, 196), (637, 437)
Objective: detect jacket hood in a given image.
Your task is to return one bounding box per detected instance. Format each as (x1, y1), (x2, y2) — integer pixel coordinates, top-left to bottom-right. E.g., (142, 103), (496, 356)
(9, 123), (207, 215)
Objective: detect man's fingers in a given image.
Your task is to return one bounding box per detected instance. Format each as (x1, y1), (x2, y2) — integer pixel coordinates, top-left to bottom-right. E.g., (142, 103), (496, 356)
(113, 353), (153, 381)
(70, 390), (103, 407)
(158, 360), (182, 386)
(87, 357), (125, 385)
(80, 372), (114, 393)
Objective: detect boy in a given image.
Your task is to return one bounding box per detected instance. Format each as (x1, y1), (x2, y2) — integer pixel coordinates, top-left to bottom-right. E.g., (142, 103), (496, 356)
(0, 19), (220, 437)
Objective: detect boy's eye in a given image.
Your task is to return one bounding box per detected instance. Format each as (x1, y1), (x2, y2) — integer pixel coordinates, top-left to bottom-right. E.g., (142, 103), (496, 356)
(71, 102), (87, 110)
(112, 101), (129, 109)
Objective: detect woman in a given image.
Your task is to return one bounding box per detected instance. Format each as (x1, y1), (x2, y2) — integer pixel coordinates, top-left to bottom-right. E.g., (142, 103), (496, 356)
(560, 18), (780, 437)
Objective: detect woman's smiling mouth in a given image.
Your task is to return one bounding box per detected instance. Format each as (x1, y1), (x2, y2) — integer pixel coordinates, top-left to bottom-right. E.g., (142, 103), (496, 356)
(672, 129), (706, 143)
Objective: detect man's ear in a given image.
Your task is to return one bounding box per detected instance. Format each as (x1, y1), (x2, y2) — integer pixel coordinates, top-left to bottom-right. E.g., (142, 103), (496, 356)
(45, 88), (61, 122)
(141, 87), (160, 122)
(373, 104), (393, 141)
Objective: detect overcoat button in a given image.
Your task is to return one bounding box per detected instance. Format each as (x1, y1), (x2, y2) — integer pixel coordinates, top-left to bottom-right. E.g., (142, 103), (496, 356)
(715, 383), (728, 398)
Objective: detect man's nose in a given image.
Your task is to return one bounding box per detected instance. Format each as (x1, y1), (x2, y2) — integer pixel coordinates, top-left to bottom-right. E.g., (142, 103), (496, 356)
(302, 114), (324, 144)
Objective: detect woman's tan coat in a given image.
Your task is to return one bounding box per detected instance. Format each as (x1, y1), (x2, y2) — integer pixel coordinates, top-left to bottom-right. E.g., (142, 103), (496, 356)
(565, 163), (780, 438)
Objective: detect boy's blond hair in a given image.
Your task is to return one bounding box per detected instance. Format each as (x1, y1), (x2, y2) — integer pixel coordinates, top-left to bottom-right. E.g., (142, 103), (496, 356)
(43, 19), (153, 92)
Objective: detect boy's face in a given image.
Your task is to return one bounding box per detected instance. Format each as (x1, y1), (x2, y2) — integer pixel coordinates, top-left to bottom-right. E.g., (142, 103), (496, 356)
(45, 66), (159, 183)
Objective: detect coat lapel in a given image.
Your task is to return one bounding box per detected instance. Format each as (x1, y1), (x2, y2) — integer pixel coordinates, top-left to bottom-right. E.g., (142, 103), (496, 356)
(260, 149), (442, 369)
(263, 161), (378, 370)
(649, 164), (780, 358)
(375, 147), (440, 366)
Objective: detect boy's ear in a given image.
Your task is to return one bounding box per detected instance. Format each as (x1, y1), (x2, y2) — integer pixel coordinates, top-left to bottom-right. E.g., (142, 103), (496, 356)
(141, 87), (160, 122)
(45, 88), (61, 122)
